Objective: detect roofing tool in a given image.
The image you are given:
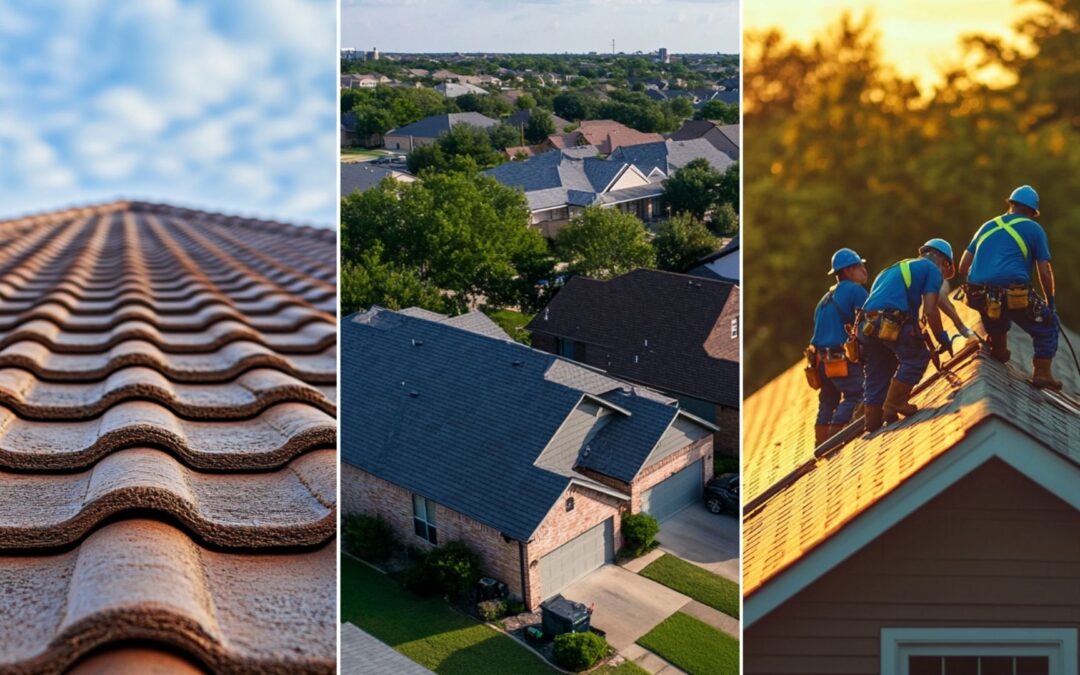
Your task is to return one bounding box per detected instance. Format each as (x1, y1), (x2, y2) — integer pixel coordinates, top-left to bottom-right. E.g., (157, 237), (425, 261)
(921, 325), (962, 388)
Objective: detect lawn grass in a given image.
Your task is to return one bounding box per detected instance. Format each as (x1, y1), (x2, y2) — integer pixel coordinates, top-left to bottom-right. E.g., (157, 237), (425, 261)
(341, 147), (384, 156)
(483, 308), (534, 344)
(341, 556), (555, 674)
(636, 612), (739, 675)
(639, 554), (740, 619)
(595, 660), (651, 675)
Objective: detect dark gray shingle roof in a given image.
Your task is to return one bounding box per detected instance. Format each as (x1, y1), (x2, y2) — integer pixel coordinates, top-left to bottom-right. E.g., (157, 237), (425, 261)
(340, 623), (434, 675)
(341, 164), (415, 195)
(387, 112), (499, 140)
(608, 138), (734, 177)
(341, 308), (695, 540)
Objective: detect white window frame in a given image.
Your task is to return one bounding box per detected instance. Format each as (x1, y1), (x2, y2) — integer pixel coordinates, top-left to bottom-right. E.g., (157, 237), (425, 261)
(412, 494), (438, 545)
(730, 317), (738, 338)
(880, 627), (1078, 675)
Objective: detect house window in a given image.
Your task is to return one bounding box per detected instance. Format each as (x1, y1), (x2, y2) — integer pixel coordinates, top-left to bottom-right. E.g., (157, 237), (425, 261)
(412, 494), (438, 544)
(566, 497), (575, 512)
(731, 318), (738, 338)
(557, 337), (575, 359)
(881, 628), (1077, 675)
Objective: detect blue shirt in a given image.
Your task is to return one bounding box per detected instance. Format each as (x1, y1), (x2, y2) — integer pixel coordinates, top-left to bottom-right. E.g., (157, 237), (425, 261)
(811, 280), (868, 349)
(966, 213), (1051, 286)
(863, 257), (943, 315)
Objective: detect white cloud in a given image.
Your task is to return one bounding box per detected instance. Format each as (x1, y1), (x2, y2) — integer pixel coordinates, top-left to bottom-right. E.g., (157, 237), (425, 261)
(0, 0), (336, 225)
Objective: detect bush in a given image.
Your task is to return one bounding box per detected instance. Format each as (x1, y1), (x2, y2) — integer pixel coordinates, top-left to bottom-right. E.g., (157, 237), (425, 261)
(343, 513), (395, 561)
(553, 632), (608, 671)
(424, 541), (484, 601)
(402, 559), (440, 597)
(622, 513), (660, 557)
(507, 600), (526, 615)
(476, 599), (508, 621)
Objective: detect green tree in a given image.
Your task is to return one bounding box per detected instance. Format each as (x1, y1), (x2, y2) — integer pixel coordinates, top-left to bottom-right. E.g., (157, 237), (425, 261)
(556, 206), (656, 279)
(406, 124), (505, 173)
(341, 170), (547, 310)
(696, 100), (739, 123)
(662, 158), (730, 220)
(488, 123), (521, 150)
(669, 96), (695, 119)
(515, 93), (537, 110)
(524, 109), (556, 144)
(553, 91), (593, 121)
(653, 213), (722, 272)
(340, 245), (448, 315)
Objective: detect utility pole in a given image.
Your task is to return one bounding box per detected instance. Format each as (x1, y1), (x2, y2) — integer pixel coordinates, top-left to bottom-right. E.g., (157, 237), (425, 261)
(611, 39), (615, 56)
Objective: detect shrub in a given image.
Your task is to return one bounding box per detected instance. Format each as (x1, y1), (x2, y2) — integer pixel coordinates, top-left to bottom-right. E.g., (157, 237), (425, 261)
(476, 599), (507, 621)
(622, 513), (660, 557)
(402, 559), (440, 597)
(553, 632), (608, 671)
(343, 513), (395, 561)
(424, 541), (484, 601)
(507, 600), (526, 615)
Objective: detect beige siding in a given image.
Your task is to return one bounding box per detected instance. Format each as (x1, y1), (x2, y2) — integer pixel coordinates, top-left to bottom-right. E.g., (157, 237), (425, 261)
(645, 414), (713, 467)
(745, 458), (1080, 675)
(607, 168), (650, 191)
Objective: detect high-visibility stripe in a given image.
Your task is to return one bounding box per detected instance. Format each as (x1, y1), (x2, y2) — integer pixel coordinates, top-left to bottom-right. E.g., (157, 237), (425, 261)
(900, 260), (913, 289)
(975, 216), (1030, 259)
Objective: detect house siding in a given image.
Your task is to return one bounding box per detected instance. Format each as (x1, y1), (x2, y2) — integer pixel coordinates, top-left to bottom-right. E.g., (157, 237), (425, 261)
(745, 458), (1080, 675)
(632, 435), (713, 513)
(341, 464), (525, 602)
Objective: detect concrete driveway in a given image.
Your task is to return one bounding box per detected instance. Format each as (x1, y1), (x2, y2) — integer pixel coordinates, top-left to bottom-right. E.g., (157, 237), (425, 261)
(560, 565), (688, 650)
(655, 503), (739, 581)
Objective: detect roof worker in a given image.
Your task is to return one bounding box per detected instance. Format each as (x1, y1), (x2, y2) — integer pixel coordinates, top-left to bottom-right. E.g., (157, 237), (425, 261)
(857, 239), (976, 432)
(807, 248), (869, 446)
(957, 185), (1062, 390)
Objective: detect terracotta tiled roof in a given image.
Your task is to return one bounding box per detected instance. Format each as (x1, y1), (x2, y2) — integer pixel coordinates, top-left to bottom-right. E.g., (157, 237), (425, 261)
(742, 304), (1080, 597)
(0, 201), (336, 673)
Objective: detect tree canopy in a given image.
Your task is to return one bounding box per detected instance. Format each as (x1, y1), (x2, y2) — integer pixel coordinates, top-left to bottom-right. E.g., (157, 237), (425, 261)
(653, 213), (723, 273)
(555, 206), (657, 279)
(663, 158), (739, 222)
(744, 3), (1080, 393)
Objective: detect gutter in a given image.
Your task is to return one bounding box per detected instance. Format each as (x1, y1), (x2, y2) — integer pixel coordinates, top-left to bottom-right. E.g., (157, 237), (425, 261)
(518, 540), (528, 606)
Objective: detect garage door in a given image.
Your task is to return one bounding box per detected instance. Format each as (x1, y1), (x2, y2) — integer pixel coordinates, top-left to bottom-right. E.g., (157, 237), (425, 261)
(642, 460), (703, 522)
(538, 518), (614, 599)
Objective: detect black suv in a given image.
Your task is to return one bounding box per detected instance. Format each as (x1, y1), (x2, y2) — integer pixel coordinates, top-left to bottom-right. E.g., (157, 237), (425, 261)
(704, 473), (739, 515)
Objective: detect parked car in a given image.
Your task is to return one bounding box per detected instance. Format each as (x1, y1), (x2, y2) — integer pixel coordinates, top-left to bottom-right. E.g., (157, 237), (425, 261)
(705, 473), (738, 514)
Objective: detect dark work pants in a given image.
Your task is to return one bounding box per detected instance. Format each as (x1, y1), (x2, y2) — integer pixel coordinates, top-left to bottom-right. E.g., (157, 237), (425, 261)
(815, 358), (864, 426)
(858, 321), (930, 406)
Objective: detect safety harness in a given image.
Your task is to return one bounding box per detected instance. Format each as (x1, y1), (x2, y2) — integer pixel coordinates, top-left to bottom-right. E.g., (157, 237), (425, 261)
(974, 215), (1032, 260)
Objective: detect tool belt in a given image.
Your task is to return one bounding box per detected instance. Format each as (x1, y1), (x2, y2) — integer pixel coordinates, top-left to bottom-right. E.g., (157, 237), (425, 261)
(860, 309), (912, 342)
(805, 346), (852, 383)
(804, 347), (821, 390)
(963, 283), (1043, 321)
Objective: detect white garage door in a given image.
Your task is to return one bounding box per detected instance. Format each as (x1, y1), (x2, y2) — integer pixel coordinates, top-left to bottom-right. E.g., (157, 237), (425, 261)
(538, 518), (614, 599)
(642, 460), (703, 522)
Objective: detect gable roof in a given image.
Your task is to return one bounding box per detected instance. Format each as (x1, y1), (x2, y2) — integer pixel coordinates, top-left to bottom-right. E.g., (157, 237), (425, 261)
(341, 163), (415, 194)
(434, 82), (489, 98)
(506, 108), (572, 131)
(387, 112), (499, 139)
(484, 148), (658, 212)
(526, 269), (740, 407)
(340, 307), (709, 541)
(743, 303), (1080, 623)
(608, 138), (735, 177)
(548, 120), (664, 155)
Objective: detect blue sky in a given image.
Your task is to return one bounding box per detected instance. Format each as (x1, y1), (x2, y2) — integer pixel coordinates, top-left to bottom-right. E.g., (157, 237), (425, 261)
(341, 0), (740, 55)
(0, 0), (337, 227)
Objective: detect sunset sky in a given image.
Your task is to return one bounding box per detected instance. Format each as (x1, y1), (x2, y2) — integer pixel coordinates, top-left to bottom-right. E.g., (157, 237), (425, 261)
(744, 0), (1028, 91)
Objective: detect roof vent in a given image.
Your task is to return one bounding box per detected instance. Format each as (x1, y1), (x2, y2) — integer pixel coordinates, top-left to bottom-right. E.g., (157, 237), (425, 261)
(644, 338), (648, 347)
(512, 360), (524, 367)
(408, 390), (420, 398)
(634, 355), (639, 363)
(412, 339), (423, 347)
(544, 308), (550, 321)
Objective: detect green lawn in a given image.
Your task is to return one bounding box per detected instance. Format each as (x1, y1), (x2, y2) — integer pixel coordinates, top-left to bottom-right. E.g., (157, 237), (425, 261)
(342, 556), (555, 674)
(636, 612), (739, 675)
(483, 308), (534, 345)
(596, 661), (651, 675)
(639, 554), (740, 619)
(341, 147), (384, 157)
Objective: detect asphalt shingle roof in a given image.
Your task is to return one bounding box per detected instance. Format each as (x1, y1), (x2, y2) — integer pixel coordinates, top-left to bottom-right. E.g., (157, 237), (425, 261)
(527, 269), (740, 407)
(742, 303), (1080, 596)
(341, 307), (691, 541)
(388, 112), (499, 140)
(341, 164), (415, 195)
(609, 138), (735, 176)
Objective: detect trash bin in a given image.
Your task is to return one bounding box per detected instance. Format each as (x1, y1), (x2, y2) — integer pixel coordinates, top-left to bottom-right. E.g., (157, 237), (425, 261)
(539, 595), (591, 636)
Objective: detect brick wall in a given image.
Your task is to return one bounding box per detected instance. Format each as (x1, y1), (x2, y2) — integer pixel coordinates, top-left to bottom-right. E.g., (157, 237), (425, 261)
(630, 435), (714, 512)
(713, 405), (740, 458)
(523, 483), (626, 607)
(341, 464), (526, 601)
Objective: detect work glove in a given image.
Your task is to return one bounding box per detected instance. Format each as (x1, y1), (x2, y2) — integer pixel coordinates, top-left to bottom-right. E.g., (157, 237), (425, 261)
(936, 330), (953, 356)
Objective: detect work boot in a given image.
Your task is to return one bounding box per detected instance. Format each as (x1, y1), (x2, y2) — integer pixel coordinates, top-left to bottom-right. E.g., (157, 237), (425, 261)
(864, 405), (884, 433)
(829, 423), (846, 438)
(1031, 358), (1063, 391)
(814, 424), (832, 446)
(987, 332), (1011, 363)
(883, 379), (918, 423)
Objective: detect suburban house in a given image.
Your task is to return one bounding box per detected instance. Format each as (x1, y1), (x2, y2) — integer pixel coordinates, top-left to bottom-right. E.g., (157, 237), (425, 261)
(545, 119), (664, 155)
(340, 307), (717, 610)
(688, 235), (739, 282)
(671, 120), (740, 160)
(341, 163), (416, 195)
(743, 305), (1080, 674)
(341, 73), (391, 89)
(506, 108), (572, 134)
(527, 269), (740, 455)
(484, 147), (664, 237)
(383, 112), (499, 151)
(608, 138), (736, 178)
(434, 81), (489, 98)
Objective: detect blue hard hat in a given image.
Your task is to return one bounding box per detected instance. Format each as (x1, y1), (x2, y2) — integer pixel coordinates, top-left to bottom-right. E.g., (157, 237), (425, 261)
(827, 248), (866, 275)
(920, 238), (954, 263)
(1007, 185), (1040, 216)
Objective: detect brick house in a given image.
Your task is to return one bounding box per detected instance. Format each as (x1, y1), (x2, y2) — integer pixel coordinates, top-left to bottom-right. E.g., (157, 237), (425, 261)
(743, 306), (1080, 674)
(341, 307), (716, 609)
(527, 269), (740, 456)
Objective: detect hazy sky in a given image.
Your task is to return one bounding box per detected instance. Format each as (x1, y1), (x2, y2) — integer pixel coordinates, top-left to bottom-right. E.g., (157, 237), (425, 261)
(745, 0), (1024, 90)
(341, 0), (740, 55)
(0, 0), (337, 226)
